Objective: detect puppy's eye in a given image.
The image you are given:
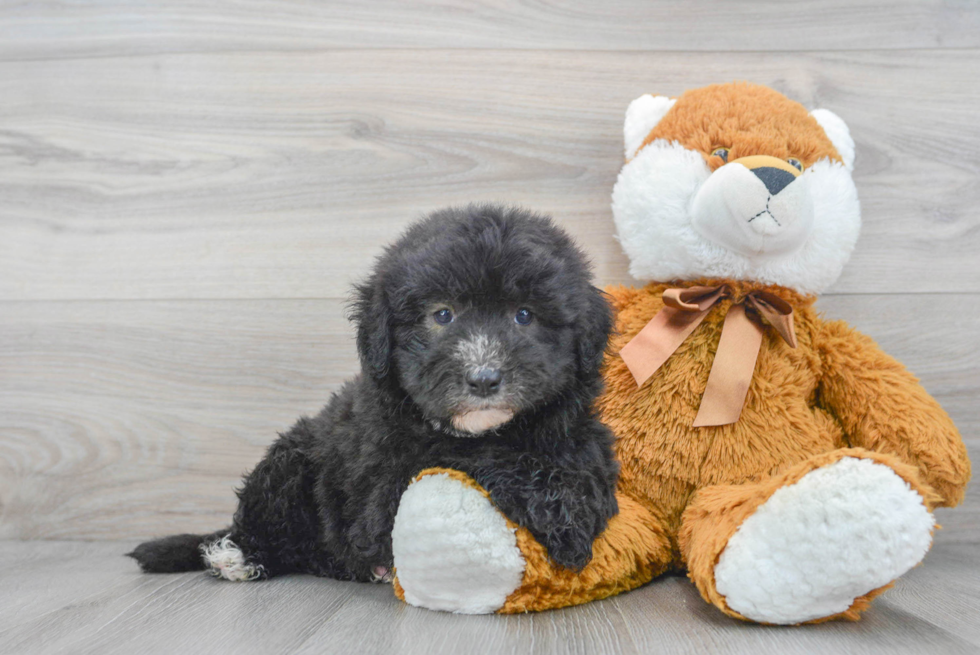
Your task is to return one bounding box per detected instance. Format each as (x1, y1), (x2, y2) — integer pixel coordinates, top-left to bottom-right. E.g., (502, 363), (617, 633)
(433, 308), (454, 325)
(711, 147), (729, 163)
(787, 157), (803, 172)
(514, 308), (533, 326)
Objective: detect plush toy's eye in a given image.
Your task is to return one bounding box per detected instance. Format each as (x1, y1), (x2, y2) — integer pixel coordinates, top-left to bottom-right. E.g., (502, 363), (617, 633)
(433, 308), (454, 325)
(711, 147), (730, 163)
(514, 308), (533, 326)
(788, 158), (803, 172)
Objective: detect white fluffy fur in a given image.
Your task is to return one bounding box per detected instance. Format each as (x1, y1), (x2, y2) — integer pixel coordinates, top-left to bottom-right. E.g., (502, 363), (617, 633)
(392, 473), (525, 614)
(202, 536), (264, 582)
(623, 94), (676, 159)
(811, 109), (855, 170)
(714, 458), (935, 624)
(612, 140), (860, 294)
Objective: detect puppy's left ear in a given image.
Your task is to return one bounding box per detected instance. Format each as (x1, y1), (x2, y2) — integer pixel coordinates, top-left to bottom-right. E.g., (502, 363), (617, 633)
(352, 277), (394, 382)
(575, 286), (613, 380)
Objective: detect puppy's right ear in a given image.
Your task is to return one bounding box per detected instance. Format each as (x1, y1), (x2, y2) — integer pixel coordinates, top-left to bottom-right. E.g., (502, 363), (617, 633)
(575, 286), (614, 381)
(352, 277), (394, 382)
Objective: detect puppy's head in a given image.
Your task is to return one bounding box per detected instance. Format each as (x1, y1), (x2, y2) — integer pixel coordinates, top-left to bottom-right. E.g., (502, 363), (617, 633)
(351, 204), (611, 435)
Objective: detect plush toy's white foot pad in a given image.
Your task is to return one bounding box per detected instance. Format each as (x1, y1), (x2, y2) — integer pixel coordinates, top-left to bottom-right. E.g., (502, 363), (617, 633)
(714, 457), (934, 624)
(392, 473), (525, 614)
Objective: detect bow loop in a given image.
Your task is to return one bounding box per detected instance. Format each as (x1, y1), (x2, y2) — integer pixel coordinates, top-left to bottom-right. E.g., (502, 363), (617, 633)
(662, 285), (728, 312)
(744, 291), (797, 349)
(619, 284), (798, 427)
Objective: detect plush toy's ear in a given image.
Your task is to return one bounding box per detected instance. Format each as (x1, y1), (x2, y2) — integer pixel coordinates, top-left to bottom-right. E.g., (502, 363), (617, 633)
(352, 276), (394, 382)
(624, 94), (676, 159)
(575, 286), (614, 381)
(810, 108), (855, 170)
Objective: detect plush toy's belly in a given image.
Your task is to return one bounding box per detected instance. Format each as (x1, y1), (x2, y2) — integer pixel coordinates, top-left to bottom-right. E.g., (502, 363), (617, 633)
(597, 285), (845, 531)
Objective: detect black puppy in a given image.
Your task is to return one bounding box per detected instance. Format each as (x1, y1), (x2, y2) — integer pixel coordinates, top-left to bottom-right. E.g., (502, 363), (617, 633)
(129, 204), (618, 583)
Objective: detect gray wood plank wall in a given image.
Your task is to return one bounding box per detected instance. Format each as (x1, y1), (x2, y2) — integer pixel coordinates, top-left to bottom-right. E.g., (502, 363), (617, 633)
(1, 1), (977, 547)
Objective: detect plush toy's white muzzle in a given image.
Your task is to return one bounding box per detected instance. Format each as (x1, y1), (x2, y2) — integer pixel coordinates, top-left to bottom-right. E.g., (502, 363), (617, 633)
(691, 155), (814, 260)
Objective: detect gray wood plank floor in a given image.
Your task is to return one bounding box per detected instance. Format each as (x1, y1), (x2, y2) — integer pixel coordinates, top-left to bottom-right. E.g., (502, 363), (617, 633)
(0, 541), (978, 655)
(2, 1), (978, 652)
(3, 49), (979, 300)
(2, 0), (978, 58)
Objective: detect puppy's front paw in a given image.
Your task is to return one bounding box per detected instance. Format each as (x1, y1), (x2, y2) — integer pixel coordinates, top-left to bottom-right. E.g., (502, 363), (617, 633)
(392, 469), (525, 614)
(544, 530), (595, 571)
(523, 490), (611, 571)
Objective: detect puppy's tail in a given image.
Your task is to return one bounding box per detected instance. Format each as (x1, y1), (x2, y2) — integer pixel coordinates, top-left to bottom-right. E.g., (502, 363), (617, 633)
(127, 528), (230, 573)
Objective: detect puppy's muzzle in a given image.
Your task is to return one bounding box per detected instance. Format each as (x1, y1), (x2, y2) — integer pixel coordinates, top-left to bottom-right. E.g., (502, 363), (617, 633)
(466, 367), (502, 398)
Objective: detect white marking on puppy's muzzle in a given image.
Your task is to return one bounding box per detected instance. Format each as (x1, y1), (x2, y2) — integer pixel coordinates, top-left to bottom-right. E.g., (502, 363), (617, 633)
(454, 333), (504, 370)
(451, 333), (514, 433)
(451, 408), (515, 433)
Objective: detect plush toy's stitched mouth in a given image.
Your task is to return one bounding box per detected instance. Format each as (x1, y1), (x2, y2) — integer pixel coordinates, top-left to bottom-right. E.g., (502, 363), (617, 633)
(747, 196), (781, 227)
(689, 160), (814, 260)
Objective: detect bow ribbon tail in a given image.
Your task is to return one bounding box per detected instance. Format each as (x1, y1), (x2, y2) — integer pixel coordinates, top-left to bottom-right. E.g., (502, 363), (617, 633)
(619, 285), (728, 387)
(619, 304), (713, 386)
(618, 285), (797, 428)
(692, 302), (766, 427)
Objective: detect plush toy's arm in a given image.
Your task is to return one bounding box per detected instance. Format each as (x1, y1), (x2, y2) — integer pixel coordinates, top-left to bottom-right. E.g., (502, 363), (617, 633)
(815, 319), (971, 507)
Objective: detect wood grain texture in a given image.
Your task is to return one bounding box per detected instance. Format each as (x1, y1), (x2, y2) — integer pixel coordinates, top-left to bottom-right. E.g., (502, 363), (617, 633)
(1, 295), (976, 541)
(2, 49), (980, 300)
(0, 299), (357, 540)
(1, 1), (978, 648)
(0, 541), (977, 655)
(1, 0), (978, 61)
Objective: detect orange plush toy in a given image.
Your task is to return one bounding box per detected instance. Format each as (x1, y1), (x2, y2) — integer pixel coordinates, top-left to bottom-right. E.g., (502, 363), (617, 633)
(390, 83), (971, 624)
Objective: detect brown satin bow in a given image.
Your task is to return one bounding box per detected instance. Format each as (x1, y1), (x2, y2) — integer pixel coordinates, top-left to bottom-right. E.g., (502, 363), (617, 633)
(619, 285), (797, 427)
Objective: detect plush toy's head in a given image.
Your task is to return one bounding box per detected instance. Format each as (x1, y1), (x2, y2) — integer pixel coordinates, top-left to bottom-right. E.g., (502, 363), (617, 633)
(612, 83), (860, 294)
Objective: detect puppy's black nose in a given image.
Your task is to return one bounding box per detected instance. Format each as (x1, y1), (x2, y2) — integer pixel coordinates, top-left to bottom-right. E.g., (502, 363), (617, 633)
(466, 368), (502, 397)
(752, 166), (796, 196)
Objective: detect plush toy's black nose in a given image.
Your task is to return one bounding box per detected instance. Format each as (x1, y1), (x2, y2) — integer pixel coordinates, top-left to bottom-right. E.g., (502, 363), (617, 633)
(466, 368), (502, 397)
(752, 166), (796, 196)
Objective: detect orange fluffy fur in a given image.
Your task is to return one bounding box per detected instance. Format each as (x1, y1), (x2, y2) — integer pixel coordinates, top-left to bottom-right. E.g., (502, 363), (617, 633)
(640, 82), (844, 169)
(486, 280), (967, 619)
(394, 84), (970, 621)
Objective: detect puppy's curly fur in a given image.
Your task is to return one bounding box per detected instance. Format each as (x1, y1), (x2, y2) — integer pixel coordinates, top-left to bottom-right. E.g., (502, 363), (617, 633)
(129, 204), (619, 582)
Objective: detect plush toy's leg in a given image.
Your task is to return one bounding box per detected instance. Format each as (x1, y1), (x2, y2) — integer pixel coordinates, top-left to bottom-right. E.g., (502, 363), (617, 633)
(680, 448), (941, 625)
(392, 468), (672, 614)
